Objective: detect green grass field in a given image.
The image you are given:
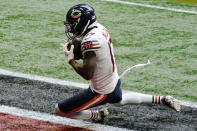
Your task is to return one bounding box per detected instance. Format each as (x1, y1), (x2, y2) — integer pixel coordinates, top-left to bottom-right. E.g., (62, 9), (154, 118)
(1, 0), (197, 102)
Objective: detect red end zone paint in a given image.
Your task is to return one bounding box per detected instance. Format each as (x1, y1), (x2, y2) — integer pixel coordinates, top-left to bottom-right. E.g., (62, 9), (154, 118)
(0, 113), (93, 131)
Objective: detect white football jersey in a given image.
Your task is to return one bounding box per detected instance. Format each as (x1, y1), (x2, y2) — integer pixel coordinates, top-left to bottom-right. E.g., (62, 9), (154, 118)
(81, 23), (119, 94)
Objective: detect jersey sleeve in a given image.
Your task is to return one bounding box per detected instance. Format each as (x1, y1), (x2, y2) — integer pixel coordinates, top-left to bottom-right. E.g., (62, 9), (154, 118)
(81, 35), (101, 55)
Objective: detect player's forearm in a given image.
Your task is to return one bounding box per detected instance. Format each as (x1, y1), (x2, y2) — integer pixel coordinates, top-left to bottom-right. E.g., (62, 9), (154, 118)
(69, 60), (93, 80)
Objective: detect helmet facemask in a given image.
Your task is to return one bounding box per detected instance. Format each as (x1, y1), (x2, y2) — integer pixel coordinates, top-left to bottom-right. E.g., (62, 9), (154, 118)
(64, 20), (78, 40)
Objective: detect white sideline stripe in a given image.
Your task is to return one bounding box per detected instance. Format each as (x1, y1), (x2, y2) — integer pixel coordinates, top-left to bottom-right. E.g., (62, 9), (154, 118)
(0, 69), (89, 89)
(0, 105), (130, 131)
(0, 68), (197, 108)
(104, 0), (197, 15)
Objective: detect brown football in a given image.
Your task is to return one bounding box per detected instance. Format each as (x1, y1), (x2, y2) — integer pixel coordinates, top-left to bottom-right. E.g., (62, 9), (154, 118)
(67, 38), (83, 60)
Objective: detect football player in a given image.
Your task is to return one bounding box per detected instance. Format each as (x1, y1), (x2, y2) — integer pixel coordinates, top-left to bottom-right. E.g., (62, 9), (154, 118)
(55, 4), (180, 122)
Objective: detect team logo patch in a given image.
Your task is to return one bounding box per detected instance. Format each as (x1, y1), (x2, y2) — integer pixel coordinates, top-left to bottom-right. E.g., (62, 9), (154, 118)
(71, 9), (81, 18)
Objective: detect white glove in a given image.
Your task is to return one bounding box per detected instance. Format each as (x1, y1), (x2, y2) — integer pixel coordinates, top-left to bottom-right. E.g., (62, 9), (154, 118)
(61, 40), (74, 63)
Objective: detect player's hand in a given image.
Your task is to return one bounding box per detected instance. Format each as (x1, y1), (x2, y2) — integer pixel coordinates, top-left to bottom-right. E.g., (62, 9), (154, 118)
(61, 40), (74, 63)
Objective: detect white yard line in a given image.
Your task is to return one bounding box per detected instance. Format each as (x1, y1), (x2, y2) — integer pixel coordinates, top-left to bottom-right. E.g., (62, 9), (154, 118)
(103, 0), (197, 14)
(0, 105), (130, 131)
(0, 68), (197, 108)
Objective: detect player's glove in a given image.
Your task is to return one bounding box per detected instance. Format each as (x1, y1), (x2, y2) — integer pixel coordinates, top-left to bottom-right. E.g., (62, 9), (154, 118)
(61, 40), (74, 63)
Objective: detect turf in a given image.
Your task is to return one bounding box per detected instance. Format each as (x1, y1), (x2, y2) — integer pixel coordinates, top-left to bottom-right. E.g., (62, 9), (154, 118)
(1, 75), (196, 130)
(0, 0), (197, 102)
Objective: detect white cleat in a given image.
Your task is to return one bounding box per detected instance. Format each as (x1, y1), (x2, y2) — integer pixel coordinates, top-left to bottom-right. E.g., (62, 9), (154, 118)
(94, 108), (109, 122)
(164, 96), (181, 112)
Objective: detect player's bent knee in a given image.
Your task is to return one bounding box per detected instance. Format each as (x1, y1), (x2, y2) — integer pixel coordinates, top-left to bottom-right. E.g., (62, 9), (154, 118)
(54, 104), (66, 117)
(54, 104), (60, 115)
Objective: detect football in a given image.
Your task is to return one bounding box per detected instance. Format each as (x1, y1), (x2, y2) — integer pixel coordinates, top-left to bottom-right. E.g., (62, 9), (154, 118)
(67, 38), (83, 60)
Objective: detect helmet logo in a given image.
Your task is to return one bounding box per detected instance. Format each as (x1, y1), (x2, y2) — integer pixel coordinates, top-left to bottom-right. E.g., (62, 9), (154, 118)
(71, 9), (81, 18)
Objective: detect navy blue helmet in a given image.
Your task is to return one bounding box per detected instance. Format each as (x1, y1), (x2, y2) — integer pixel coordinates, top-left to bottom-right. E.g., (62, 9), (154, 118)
(64, 4), (96, 39)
